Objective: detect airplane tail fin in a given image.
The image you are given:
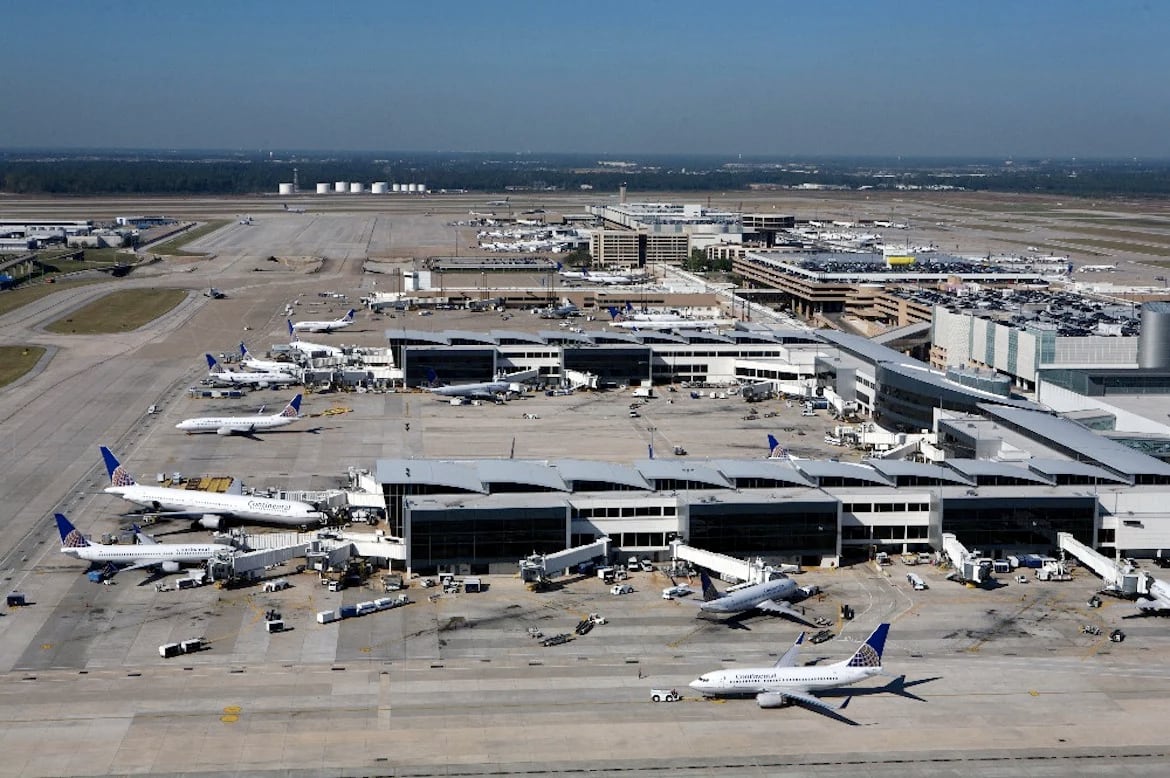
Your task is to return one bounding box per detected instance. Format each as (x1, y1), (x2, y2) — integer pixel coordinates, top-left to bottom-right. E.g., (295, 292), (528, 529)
(131, 524), (159, 545)
(606, 306), (620, 320)
(555, 262), (563, 271)
(55, 513), (90, 548)
(287, 319), (297, 339)
(280, 394), (303, 418)
(845, 623), (890, 669)
(625, 301), (634, 312)
(282, 203), (289, 211)
(344, 309), (356, 322)
(100, 446), (137, 487)
(425, 368), (440, 387)
(767, 434), (790, 460)
(205, 353), (220, 371)
(239, 342), (252, 360)
(699, 571), (723, 602)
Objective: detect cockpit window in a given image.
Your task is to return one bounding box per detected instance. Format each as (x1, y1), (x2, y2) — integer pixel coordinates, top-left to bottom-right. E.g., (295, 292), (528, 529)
(696, 676), (709, 682)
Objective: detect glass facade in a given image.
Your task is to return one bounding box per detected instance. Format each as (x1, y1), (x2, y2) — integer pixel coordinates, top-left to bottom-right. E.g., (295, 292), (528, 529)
(563, 346), (652, 387)
(687, 500), (838, 560)
(941, 495), (1095, 551)
(1041, 368), (1170, 397)
(409, 506), (567, 572)
(403, 347), (496, 387)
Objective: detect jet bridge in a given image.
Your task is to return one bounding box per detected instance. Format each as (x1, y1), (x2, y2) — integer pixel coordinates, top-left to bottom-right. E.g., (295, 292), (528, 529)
(669, 542), (796, 585)
(941, 533), (993, 585)
(519, 537), (611, 582)
(1057, 532), (1144, 596)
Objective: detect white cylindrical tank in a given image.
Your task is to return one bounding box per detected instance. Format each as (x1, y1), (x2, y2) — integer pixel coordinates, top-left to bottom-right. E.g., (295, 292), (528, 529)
(316, 182), (331, 194)
(407, 183), (419, 193)
(349, 182), (364, 194)
(419, 184), (428, 194)
(335, 181), (348, 193)
(278, 183), (294, 195)
(371, 182), (388, 194)
(1139, 301), (1170, 369)
(392, 183), (402, 192)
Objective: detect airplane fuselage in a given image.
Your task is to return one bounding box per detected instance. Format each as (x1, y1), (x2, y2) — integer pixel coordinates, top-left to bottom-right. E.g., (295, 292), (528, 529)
(174, 416), (299, 435)
(104, 484), (323, 525)
(690, 664), (878, 697)
(208, 370), (297, 387)
(701, 577), (799, 614)
(62, 542), (232, 566)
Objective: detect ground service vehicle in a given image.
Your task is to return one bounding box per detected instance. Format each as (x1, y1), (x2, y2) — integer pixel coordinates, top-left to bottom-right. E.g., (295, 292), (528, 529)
(650, 689), (681, 702)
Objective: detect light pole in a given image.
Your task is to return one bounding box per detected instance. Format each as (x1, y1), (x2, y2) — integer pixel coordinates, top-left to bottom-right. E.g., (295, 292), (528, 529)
(647, 425), (657, 459)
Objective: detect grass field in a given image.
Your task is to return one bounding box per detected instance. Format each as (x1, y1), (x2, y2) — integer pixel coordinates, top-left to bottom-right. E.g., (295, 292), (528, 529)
(147, 220), (229, 257)
(0, 279), (103, 318)
(1060, 226), (1170, 246)
(1060, 238), (1170, 258)
(44, 289), (188, 334)
(0, 346), (46, 388)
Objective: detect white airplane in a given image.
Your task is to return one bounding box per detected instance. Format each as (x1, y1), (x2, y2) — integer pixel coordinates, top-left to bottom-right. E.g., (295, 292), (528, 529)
(1138, 575), (1170, 612)
(239, 342), (301, 375)
(175, 394), (303, 436)
(558, 264), (636, 285)
(422, 369), (513, 401)
(689, 624), (891, 722)
(282, 203), (306, 213)
(486, 197), (510, 207)
(290, 308), (356, 333)
(697, 570), (819, 623)
(100, 446), (326, 530)
(55, 513), (233, 575)
(286, 320), (343, 358)
(204, 354), (299, 387)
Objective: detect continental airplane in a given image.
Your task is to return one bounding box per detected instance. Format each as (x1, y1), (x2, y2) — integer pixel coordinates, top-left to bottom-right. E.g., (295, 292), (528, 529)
(698, 570), (819, 624)
(99, 446), (325, 530)
(205, 354), (298, 387)
(290, 308), (356, 333)
(239, 342), (301, 375)
(175, 394), (303, 436)
(422, 369), (512, 401)
(55, 513), (232, 574)
(287, 320), (343, 358)
(689, 624), (891, 723)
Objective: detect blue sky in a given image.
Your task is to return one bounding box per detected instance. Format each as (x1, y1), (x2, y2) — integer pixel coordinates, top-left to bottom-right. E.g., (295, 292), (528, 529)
(2, 0), (1167, 157)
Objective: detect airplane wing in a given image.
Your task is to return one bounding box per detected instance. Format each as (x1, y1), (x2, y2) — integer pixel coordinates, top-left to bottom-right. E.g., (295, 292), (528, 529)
(772, 632), (806, 668)
(119, 559), (161, 572)
(131, 525), (159, 545)
(755, 598), (817, 627)
(758, 689), (858, 725)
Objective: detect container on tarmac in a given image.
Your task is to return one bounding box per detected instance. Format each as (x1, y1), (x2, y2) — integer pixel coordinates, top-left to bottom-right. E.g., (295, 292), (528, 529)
(338, 605), (358, 619)
(316, 609), (340, 624)
(159, 643), (183, 658)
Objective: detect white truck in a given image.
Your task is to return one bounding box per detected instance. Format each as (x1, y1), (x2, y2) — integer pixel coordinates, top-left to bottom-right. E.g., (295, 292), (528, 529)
(650, 689), (681, 702)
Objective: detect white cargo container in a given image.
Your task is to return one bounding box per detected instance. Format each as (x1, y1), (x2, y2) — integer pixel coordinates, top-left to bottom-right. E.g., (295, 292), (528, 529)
(316, 610), (340, 624)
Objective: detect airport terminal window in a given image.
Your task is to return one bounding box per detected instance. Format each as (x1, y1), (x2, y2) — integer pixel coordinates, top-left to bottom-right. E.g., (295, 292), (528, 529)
(841, 526), (870, 541)
(906, 526), (929, 539)
(410, 508), (567, 568)
(688, 501), (837, 557)
(941, 496), (1095, 549)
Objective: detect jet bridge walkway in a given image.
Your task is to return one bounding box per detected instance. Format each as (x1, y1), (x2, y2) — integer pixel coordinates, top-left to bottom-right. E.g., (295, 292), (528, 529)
(1057, 531), (1144, 596)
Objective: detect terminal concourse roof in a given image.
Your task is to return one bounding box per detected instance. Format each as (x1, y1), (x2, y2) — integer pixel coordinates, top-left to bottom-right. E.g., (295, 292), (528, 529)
(792, 460), (893, 485)
(982, 404), (1170, 479)
(863, 459), (974, 485)
(942, 459), (1052, 484)
(704, 459), (816, 487)
(632, 460), (732, 489)
(1025, 458), (1130, 483)
(471, 460), (570, 492)
(374, 459), (489, 494)
(548, 459), (653, 491)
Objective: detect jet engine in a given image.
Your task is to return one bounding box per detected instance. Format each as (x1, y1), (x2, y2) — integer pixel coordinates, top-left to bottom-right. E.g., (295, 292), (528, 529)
(756, 692), (791, 709)
(197, 515), (226, 530)
(216, 427), (233, 436)
(161, 561), (181, 573)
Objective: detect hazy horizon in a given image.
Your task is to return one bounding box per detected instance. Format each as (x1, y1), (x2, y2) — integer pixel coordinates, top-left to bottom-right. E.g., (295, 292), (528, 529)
(3, 1), (1167, 158)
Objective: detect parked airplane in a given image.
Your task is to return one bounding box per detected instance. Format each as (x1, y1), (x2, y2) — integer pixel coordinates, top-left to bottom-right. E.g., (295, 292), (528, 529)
(282, 203), (306, 213)
(204, 354), (298, 387)
(1138, 576), (1170, 612)
(175, 394), (303, 436)
(422, 369), (513, 401)
(486, 197), (510, 207)
(286, 320), (343, 358)
(689, 624), (891, 723)
(55, 513), (233, 574)
(558, 264), (635, 285)
(239, 342), (301, 375)
(290, 309), (356, 333)
(99, 446), (326, 530)
(698, 570), (819, 623)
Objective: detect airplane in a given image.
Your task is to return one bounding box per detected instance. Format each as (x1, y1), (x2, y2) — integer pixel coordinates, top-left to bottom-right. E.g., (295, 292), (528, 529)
(688, 623), (891, 723)
(422, 368), (513, 401)
(282, 203), (306, 213)
(239, 342), (301, 375)
(486, 197), (510, 207)
(286, 320), (343, 358)
(175, 393), (303, 436)
(557, 264), (635, 285)
(1137, 575), (1170, 612)
(204, 354), (299, 387)
(99, 446), (326, 530)
(290, 309), (356, 333)
(697, 570), (819, 623)
(55, 513), (233, 575)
